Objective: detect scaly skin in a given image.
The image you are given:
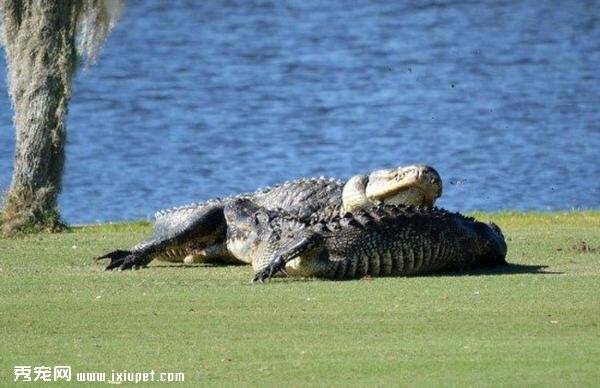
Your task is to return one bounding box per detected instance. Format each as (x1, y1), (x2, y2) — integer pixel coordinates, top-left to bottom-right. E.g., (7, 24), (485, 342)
(96, 165), (442, 270)
(222, 200), (508, 282)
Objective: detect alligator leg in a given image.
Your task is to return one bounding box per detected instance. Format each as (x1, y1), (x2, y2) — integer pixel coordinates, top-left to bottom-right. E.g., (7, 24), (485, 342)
(95, 202), (228, 270)
(252, 233), (322, 283)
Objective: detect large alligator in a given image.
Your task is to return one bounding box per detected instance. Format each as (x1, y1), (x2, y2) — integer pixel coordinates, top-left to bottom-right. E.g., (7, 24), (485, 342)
(221, 199), (507, 282)
(97, 165), (442, 270)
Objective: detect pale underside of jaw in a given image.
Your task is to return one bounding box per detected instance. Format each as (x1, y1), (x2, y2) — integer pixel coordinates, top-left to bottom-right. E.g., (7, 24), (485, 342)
(342, 164), (444, 213)
(343, 181), (432, 213)
(379, 187), (427, 207)
(366, 172), (440, 207)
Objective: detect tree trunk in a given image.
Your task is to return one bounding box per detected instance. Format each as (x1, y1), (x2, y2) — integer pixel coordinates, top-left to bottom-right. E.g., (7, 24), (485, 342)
(1, 1), (79, 235)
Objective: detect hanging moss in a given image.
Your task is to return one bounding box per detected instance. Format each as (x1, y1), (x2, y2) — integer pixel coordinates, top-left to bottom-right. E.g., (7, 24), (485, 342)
(0, 1), (124, 236)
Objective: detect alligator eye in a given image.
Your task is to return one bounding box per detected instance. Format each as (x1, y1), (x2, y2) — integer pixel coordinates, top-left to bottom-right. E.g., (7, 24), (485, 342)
(254, 211), (270, 225)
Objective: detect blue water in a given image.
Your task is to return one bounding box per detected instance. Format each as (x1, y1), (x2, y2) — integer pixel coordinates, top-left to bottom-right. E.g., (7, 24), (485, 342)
(1, 1), (599, 223)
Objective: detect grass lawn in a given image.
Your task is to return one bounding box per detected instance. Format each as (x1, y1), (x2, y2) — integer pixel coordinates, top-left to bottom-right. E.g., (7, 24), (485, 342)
(1, 212), (599, 386)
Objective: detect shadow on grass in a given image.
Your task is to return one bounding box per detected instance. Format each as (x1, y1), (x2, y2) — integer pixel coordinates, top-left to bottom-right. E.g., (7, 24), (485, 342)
(267, 263), (562, 283)
(150, 262), (246, 269)
(142, 263), (561, 280)
(438, 263), (562, 277)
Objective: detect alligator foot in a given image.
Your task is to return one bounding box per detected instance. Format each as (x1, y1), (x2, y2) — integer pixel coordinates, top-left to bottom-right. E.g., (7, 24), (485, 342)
(95, 250), (147, 271)
(252, 233), (320, 283)
(253, 256), (287, 283)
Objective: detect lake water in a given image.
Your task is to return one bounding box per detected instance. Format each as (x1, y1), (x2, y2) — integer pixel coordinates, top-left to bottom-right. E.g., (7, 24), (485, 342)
(1, 1), (599, 223)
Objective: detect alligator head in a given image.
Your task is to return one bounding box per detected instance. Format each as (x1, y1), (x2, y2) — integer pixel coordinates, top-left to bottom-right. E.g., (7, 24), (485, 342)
(342, 165), (442, 213)
(473, 221), (508, 266)
(456, 218), (508, 267)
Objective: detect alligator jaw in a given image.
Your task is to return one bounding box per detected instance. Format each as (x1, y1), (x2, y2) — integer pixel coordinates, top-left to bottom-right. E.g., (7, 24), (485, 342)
(365, 165), (442, 207)
(341, 175), (371, 214)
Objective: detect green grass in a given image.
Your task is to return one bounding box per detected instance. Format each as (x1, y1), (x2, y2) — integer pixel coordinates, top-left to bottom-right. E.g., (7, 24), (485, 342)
(1, 212), (599, 386)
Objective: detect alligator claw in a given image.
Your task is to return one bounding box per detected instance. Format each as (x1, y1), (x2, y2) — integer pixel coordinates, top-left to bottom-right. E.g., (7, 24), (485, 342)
(252, 257), (286, 283)
(117, 255), (138, 271)
(108, 256), (132, 270)
(105, 259), (123, 271)
(95, 250), (144, 271)
(96, 250), (129, 270)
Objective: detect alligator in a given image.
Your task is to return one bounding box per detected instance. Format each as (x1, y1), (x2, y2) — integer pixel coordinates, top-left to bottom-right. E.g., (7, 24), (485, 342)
(96, 165), (442, 270)
(220, 199), (508, 282)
